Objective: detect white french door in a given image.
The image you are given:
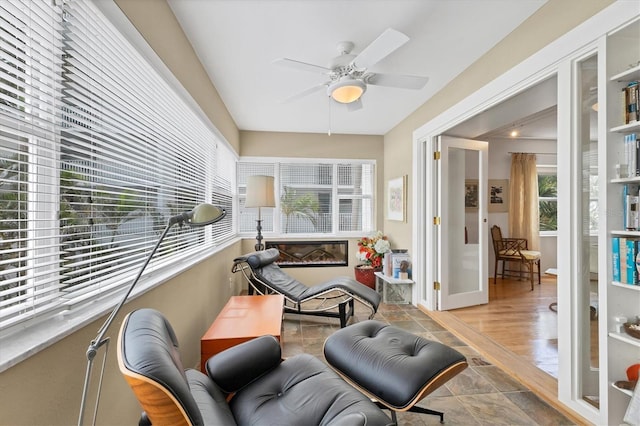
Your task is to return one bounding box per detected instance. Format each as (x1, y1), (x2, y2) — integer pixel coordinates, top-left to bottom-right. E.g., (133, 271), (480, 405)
(436, 136), (489, 310)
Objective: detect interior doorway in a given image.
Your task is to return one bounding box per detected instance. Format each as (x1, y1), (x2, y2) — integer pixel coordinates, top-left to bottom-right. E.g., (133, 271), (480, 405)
(431, 58), (600, 408)
(446, 77), (559, 282)
(437, 75), (561, 380)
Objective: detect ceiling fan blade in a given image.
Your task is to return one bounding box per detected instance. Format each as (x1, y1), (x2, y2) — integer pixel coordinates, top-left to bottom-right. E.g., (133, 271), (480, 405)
(351, 28), (409, 69)
(281, 83), (327, 104)
(273, 58), (331, 74)
(367, 73), (429, 90)
(346, 98), (363, 112)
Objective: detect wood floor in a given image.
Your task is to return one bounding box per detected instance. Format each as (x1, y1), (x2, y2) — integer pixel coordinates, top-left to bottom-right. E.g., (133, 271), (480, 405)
(450, 275), (560, 377)
(422, 275), (596, 425)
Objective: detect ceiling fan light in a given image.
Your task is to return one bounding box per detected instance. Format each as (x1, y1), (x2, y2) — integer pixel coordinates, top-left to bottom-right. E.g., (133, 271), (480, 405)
(328, 78), (366, 104)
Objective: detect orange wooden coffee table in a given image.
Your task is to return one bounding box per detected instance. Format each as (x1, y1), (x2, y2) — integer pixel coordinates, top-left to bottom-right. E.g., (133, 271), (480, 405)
(200, 295), (284, 371)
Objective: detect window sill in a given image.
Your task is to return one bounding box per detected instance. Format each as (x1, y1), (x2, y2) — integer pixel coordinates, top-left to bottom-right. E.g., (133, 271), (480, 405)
(540, 232), (558, 237)
(0, 239), (237, 373)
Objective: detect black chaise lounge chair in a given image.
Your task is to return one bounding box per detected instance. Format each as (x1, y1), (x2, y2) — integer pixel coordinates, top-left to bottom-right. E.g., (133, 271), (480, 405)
(232, 248), (381, 327)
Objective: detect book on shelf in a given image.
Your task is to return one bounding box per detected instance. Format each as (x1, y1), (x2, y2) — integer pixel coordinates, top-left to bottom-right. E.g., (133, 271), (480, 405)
(624, 133), (640, 177)
(382, 252), (398, 277)
(612, 237), (621, 282)
(631, 133), (636, 178)
(636, 134), (640, 177)
(623, 81), (639, 125)
(622, 133), (639, 178)
(615, 237), (640, 285)
(383, 252), (391, 276)
(623, 183), (640, 230)
(620, 237), (628, 284)
(627, 194), (639, 230)
(636, 246), (640, 286)
(626, 238), (638, 285)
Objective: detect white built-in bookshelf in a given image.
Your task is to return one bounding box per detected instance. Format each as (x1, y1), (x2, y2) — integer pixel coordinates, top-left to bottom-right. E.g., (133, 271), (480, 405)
(605, 17), (640, 424)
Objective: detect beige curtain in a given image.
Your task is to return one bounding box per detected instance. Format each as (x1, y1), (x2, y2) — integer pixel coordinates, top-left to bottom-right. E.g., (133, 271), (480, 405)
(508, 153), (540, 250)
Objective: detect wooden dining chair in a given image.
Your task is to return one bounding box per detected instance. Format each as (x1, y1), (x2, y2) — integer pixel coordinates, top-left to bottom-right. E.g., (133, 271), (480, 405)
(490, 225), (541, 290)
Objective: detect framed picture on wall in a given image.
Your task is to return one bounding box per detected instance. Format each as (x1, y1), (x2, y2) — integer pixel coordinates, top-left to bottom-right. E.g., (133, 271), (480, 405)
(488, 179), (509, 213)
(388, 175), (407, 222)
(465, 180), (479, 211)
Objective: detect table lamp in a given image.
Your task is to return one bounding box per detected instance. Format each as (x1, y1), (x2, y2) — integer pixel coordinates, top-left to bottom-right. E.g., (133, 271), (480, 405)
(78, 203), (226, 426)
(245, 175), (275, 250)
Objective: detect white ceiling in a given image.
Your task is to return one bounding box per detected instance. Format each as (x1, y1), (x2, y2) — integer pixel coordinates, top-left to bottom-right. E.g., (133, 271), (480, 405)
(167, 0), (548, 136)
(449, 76), (559, 140)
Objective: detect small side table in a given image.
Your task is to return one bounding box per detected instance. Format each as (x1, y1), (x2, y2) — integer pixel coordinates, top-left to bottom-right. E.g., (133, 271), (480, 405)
(200, 294), (284, 371)
(374, 272), (414, 304)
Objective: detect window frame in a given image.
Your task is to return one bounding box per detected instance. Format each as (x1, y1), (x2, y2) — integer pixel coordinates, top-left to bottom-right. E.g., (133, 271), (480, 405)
(238, 157), (376, 238)
(537, 164), (558, 236)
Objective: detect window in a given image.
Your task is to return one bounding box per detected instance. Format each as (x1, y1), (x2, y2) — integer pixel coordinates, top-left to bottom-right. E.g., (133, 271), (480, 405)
(0, 1), (234, 334)
(538, 170), (558, 232)
(238, 160), (375, 235)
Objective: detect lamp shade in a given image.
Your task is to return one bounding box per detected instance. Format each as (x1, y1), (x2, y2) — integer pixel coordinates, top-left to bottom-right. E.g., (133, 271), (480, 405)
(245, 175), (275, 208)
(190, 203), (226, 226)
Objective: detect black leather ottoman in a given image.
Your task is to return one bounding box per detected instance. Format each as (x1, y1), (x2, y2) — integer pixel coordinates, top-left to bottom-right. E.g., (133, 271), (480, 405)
(324, 320), (468, 423)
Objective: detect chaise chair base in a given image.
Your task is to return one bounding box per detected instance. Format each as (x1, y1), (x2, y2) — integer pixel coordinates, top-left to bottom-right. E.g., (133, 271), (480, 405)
(284, 298), (355, 328)
(379, 403), (444, 424)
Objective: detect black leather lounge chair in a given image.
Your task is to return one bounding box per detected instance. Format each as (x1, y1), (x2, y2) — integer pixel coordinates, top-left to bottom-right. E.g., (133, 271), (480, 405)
(118, 308), (468, 425)
(117, 308), (393, 425)
(232, 248), (381, 327)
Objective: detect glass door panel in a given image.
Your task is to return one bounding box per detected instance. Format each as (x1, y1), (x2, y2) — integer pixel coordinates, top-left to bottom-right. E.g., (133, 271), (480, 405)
(577, 53), (600, 407)
(438, 136), (488, 310)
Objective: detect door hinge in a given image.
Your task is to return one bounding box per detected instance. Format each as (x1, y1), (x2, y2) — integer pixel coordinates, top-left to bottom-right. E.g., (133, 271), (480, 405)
(433, 281), (441, 290)
(433, 217), (441, 225)
(433, 151), (441, 160)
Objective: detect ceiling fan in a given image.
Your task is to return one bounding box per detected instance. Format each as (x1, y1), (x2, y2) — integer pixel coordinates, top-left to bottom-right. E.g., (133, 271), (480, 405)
(273, 28), (429, 111)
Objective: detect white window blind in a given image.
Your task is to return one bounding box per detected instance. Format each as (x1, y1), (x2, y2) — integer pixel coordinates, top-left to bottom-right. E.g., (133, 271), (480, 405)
(280, 162), (331, 233)
(337, 162), (374, 232)
(238, 160), (374, 235)
(0, 0), (234, 331)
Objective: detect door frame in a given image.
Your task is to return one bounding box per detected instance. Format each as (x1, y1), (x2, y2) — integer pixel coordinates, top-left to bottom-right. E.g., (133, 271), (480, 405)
(414, 62), (556, 311)
(411, 3), (635, 423)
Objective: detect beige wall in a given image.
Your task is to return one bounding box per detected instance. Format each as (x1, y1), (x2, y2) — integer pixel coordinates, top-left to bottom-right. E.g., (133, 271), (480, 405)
(382, 0), (614, 251)
(114, 0), (240, 152)
(240, 130), (383, 161)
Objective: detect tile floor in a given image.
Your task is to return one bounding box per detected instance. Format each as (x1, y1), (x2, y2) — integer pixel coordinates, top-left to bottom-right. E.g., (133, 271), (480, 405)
(281, 302), (575, 426)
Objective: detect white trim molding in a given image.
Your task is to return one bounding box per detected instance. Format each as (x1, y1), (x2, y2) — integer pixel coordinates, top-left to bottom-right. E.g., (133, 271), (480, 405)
(411, 2), (639, 424)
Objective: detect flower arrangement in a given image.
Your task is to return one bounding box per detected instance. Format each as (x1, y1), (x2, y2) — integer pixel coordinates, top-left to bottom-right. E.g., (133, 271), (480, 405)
(356, 231), (390, 268)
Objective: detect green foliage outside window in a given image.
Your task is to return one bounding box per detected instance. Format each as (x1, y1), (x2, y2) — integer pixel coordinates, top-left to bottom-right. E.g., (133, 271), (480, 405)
(280, 186), (319, 233)
(539, 174), (558, 231)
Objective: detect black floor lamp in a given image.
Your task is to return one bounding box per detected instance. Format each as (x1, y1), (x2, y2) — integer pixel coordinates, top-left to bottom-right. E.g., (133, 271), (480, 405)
(77, 203), (226, 426)
(245, 175), (275, 250)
